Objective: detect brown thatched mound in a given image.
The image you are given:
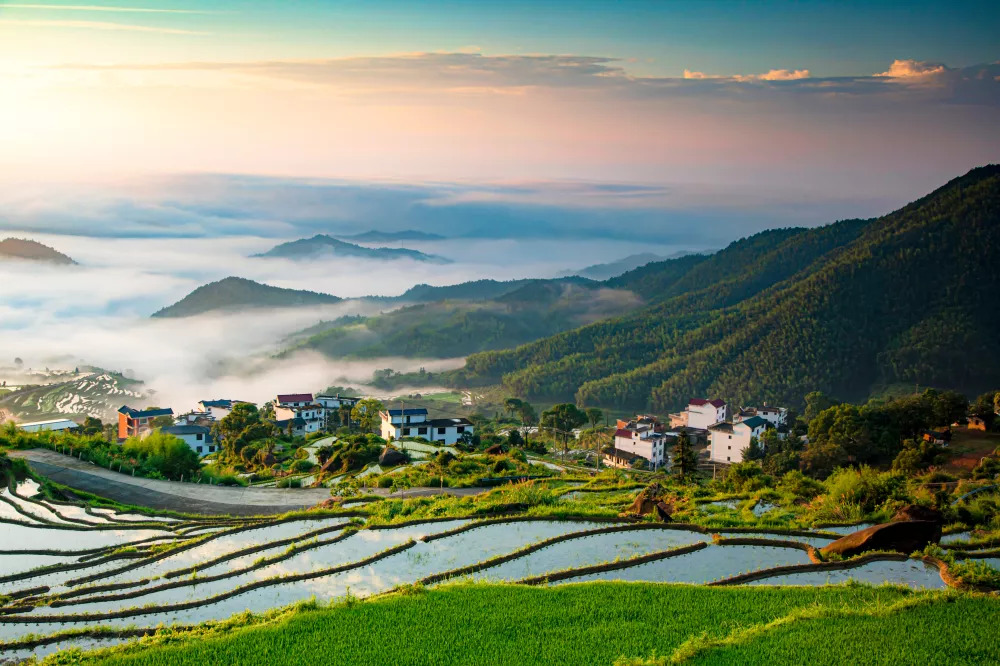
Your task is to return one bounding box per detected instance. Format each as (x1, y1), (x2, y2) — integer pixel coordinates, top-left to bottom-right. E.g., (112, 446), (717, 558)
(627, 483), (670, 520)
(820, 521), (942, 559)
(379, 447), (408, 467)
(892, 504), (943, 524)
(484, 444), (505, 455)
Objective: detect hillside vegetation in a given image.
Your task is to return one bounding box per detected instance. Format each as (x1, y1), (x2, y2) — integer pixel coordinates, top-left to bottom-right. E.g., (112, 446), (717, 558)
(151, 277), (342, 318)
(449, 166), (1000, 410)
(283, 279), (641, 359)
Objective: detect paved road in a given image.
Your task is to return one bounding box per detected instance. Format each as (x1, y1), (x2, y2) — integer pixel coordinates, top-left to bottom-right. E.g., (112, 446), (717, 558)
(10, 449), (490, 515)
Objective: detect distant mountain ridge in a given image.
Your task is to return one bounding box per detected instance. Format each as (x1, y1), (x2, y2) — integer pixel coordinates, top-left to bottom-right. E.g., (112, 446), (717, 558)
(254, 234), (450, 263)
(561, 251), (698, 280)
(0, 238), (76, 265)
(151, 277), (341, 318)
(342, 230), (445, 243)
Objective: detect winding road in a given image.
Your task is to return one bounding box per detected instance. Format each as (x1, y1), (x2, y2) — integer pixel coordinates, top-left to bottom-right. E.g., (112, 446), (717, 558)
(9, 449), (489, 515)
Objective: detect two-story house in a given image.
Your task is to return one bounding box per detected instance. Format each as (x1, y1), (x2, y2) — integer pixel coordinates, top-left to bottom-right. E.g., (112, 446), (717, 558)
(379, 408), (474, 445)
(117, 405), (173, 441)
(669, 399), (728, 430)
(607, 425), (669, 470)
(708, 415), (768, 464)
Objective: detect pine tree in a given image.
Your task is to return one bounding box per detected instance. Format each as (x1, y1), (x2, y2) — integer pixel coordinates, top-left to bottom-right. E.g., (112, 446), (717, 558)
(672, 434), (698, 482)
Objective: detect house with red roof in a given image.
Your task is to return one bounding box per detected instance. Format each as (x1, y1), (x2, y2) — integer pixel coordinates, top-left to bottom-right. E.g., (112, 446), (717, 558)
(669, 398), (728, 430)
(608, 416), (669, 470)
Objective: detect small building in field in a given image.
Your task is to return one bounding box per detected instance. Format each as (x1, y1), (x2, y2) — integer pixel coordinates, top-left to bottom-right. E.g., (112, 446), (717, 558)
(968, 416), (988, 431)
(708, 415), (769, 464)
(604, 447), (642, 469)
(379, 408), (473, 445)
(16, 418), (78, 433)
(117, 405), (173, 440)
(275, 393), (314, 408)
(162, 424), (216, 456)
(922, 429), (951, 445)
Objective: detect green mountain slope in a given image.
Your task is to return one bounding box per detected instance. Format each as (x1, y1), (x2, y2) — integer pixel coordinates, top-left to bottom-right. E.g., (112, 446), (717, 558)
(0, 238), (76, 265)
(281, 279), (641, 360)
(452, 166), (1000, 410)
(151, 277), (342, 318)
(254, 234), (450, 263)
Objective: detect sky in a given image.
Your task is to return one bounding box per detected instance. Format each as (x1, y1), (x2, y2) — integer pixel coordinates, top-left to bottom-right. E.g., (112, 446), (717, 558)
(0, 0), (997, 196)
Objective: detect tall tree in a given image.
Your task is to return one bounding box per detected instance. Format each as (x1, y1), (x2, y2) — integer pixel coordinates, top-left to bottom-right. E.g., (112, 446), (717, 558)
(351, 398), (386, 433)
(672, 433), (698, 482)
(540, 403), (587, 458)
(585, 407), (604, 430)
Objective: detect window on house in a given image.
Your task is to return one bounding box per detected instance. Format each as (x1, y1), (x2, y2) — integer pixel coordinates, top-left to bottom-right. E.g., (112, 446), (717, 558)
(727, 446), (731, 450)
(404, 428), (412, 437)
(197, 446), (203, 453)
(196, 433), (203, 441)
(438, 428), (446, 435)
(727, 456), (731, 462)
(456, 426), (465, 433)
(418, 427), (427, 435)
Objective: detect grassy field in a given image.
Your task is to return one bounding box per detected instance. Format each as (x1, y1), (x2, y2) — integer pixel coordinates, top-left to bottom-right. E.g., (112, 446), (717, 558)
(50, 583), (998, 665)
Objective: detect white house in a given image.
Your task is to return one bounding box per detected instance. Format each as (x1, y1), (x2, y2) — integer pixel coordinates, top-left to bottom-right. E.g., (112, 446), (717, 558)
(734, 405), (787, 427)
(315, 394), (360, 410)
(379, 408), (473, 445)
(15, 418), (78, 433)
(608, 427), (669, 469)
(276, 393), (314, 408)
(162, 424), (216, 456)
(197, 399), (251, 421)
(274, 404), (323, 434)
(686, 399), (728, 430)
(708, 415), (768, 464)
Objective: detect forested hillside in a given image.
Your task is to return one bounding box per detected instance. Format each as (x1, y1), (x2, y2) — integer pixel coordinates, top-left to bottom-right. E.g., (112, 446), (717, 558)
(452, 166), (1000, 411)
(152, 277), (342, 317)
(282, 279), (641, 359)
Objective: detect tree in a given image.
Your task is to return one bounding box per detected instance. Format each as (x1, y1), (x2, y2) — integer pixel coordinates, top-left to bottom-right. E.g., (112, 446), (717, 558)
(213, 403), (274, 459)
(260, 401), (276, 420)
(503, 398), (524, 421)
(339, 403), (353, 429)
(742, 436), (764, 462)
(351, 398), (385, 433)
(123, 431), (199, 480)
(672, 433), (698, 482)
(585, 407), (604, 430)
(151, 415), (174, 429)
(14, 357), (22, 368)
(803, 391), (838, 423)
(539, 403), (587, 458)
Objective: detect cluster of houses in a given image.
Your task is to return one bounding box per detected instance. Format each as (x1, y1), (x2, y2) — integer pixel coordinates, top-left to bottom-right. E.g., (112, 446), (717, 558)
(605, 399), (789, 470)
(106, 392), (475, 457)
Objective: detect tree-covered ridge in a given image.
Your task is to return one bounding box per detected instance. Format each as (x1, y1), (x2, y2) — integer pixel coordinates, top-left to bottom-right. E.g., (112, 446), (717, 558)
(454, 165), (1000, 411)
(282, 279), (642, 360)
(151, 277), (342, 318)
(0, 237), (76, 265)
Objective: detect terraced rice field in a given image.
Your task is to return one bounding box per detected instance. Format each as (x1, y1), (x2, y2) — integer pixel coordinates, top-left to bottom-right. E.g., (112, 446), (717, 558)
(0, 480), (974, 662)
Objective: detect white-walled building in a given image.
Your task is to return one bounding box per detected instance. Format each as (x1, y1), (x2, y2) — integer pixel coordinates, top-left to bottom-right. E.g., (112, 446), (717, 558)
(162, 424), (216, 456)
(197, 399), (251, 421)
(669, 399), (728, 430)
(275, 404), (323, 434)
(276, 393), (314, 408)
(734, 405), (787, 427)
(608, 427), (669, 469)
(315, 394), (360, 410)
(15, 418), (78, 433)
(379, 408), (473, 445)
(708, 415), (768, 464)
